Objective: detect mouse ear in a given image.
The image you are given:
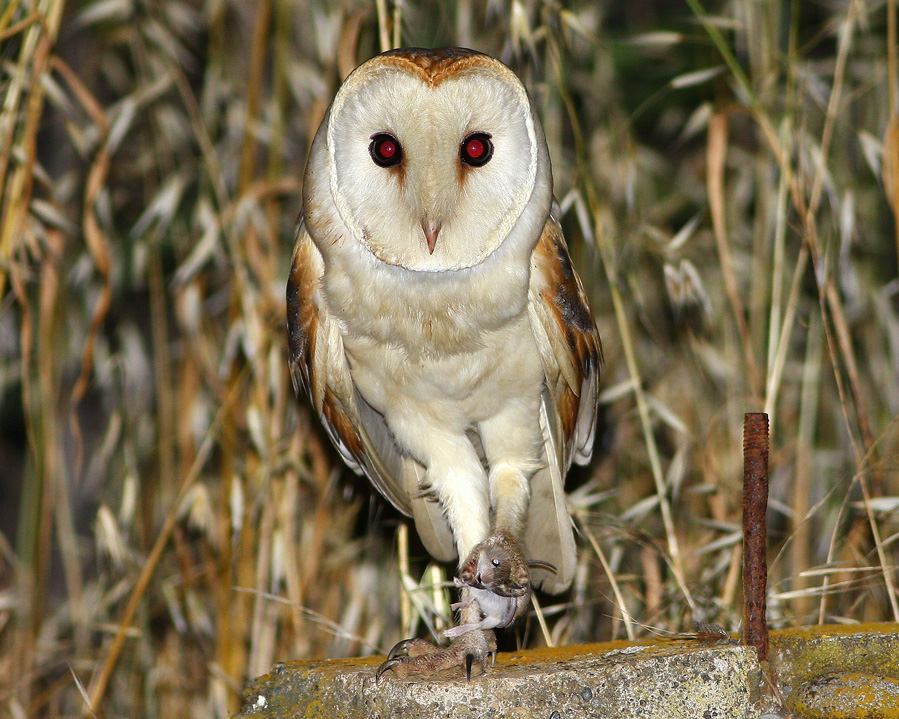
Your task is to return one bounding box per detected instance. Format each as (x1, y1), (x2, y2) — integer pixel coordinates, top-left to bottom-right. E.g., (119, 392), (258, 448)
(526, 559), (558, 573)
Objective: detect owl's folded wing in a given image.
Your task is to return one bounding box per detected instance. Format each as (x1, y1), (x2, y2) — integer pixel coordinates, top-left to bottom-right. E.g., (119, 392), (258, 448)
(287, 223), (456, 561)
(525, 215), (602, 593)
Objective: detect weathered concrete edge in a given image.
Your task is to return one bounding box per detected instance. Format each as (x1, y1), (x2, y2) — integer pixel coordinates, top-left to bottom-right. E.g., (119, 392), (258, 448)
(237, 643), (758, 718)
(235, 622), (899, 718)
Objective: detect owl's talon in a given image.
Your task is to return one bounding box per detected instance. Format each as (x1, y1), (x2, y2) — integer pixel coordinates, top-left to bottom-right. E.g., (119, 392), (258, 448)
(388, 637), (435, 661)
(377, 637), (438, 681)
(410, 477), (439, 501)
(386, 640), (409, 662)
(375, 659), (400, 682)
(374, 629), (496, 681)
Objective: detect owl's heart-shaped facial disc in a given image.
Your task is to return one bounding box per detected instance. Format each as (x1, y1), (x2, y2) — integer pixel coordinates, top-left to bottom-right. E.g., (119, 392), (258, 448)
(318, 49), (550, 272)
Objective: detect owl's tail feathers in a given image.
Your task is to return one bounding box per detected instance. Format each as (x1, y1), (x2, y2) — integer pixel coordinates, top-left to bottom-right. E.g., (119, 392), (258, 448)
(407, 459), (457, 563)
(350, 394), (456, 563)
(524, 392), (577, 594)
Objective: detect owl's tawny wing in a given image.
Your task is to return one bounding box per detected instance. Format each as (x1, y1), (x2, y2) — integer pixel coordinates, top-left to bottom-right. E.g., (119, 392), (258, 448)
(286, 223), (456, 561)
(525, 214), (602, 593)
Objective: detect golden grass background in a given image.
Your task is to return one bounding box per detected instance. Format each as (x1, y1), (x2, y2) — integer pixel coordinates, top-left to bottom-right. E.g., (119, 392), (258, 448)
(2, 0), (898, 716)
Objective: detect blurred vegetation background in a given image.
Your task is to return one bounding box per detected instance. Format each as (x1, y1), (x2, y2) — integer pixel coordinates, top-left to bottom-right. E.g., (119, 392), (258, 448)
(2, 0), (898, 716)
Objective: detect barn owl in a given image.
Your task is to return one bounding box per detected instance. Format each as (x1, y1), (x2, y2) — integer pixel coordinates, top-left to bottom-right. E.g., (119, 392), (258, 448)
(287, 47), (601, 679)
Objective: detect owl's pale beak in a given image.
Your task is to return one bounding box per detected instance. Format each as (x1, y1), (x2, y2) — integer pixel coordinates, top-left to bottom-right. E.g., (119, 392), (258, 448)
(421, 219), (441, 254)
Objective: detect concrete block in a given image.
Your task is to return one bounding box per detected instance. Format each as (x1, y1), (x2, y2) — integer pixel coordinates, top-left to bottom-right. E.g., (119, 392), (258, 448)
(236, 623), (899, 719)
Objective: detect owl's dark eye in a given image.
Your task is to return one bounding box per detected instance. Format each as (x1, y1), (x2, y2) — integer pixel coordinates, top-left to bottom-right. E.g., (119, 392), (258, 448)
(369, 133), (402, 167)
(460, 133), (493, 167)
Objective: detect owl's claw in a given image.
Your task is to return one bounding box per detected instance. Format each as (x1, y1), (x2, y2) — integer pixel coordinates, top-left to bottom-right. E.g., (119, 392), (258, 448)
(375, 629), (497, 681)
(411, 484), (439, 501)
(386, 637), (435, 662)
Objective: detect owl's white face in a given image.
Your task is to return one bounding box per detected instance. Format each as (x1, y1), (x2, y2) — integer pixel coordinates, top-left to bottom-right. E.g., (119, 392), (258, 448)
(318, 50), (550, 272)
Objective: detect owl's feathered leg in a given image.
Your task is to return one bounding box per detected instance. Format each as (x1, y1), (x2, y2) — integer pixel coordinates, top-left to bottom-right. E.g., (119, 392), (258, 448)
(375, 588), (497, 681)
(446, 401), (543, 626)
(376, 403), (542, 680)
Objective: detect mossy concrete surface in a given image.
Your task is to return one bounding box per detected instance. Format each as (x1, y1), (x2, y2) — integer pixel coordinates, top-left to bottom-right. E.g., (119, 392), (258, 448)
(235, 623), (899, 719)
(770, 623), (899, 718)
(788, 672), (899, 719)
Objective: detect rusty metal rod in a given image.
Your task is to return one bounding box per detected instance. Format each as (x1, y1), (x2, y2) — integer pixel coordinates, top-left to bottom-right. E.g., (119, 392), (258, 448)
(742, 412), (769, 662)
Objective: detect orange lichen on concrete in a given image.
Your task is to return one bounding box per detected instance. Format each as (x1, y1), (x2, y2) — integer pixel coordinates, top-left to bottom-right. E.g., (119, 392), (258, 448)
(769, 622), (899, 689)
(788, 672), (899, 719)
